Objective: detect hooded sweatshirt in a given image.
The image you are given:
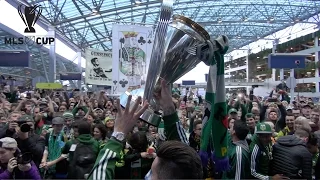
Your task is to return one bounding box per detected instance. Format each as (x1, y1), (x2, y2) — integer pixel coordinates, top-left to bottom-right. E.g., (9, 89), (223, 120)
(271, 135), (312, 180)
(62, 134), (99, 162)
(224, 140), (251, 180)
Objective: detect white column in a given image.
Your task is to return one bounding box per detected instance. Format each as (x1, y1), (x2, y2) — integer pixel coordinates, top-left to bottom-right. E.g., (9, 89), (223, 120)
(246, 49), (250, 93)
(290, 69), (295, 104)
(271, 39), (279, 81)
(77, 51), (82, 89)
(48, 26), (56, 83)
(280, 69), (284, 81)
(315, 36), (319, 92)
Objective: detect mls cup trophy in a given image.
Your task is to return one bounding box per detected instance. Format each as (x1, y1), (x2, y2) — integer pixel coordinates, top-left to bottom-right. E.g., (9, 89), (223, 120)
(18, 4), (42, 33)
(120, 0), (228, 126)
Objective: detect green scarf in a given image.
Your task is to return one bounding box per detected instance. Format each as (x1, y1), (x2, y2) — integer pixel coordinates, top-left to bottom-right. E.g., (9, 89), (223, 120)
(48, 131), (64, 172)
(200, 36), (229, 173)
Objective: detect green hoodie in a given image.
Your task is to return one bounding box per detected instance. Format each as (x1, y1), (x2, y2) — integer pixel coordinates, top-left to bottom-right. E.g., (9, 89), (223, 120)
(62, 134), (99, 162)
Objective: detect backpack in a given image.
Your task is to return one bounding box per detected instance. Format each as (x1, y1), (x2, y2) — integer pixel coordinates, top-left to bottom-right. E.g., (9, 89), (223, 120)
(68, 139), (97, 179)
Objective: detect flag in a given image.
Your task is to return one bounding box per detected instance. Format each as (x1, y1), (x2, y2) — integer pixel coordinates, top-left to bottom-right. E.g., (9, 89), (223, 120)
(200, 36), (229, 175)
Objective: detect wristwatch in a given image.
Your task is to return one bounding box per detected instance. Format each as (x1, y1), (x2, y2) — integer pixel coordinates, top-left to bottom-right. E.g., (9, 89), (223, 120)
(111, 131), (125, 142)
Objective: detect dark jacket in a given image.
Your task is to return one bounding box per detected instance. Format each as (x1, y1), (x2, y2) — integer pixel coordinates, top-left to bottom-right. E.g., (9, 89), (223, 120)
(189, 131), (200, 152)
(315, 150), (320, 180)
(0, 161), (41, 179)
(0, 127), (45, 167)
(271, 135), (312, 180)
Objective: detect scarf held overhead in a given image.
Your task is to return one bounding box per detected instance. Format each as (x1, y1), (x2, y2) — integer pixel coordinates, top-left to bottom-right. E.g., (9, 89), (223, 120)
(200, 35), (229, 173)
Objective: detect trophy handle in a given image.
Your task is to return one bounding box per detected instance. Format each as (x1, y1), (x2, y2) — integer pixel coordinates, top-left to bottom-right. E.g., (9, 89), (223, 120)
(17, 5), (28, 27)
(33, 5), (42, 26)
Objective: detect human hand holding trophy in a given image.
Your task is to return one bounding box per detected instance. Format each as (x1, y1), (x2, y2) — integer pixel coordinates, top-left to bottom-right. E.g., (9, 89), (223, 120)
(119, 0), (229, 126)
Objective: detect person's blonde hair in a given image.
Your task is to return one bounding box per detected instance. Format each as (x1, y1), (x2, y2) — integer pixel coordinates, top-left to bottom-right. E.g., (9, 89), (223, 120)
(295, 116), (311, 132)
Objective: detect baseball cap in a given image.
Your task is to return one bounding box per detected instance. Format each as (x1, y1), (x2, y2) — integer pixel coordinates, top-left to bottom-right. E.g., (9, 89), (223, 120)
(228, 108), (237, 114)
(0, 137), (17, 149)
(255, 123), (272, 134)
(105, 116), (115, 123)
(18, 115), (34, 122)
(63, 112), (74, 119)
(52, 117), (64, 125)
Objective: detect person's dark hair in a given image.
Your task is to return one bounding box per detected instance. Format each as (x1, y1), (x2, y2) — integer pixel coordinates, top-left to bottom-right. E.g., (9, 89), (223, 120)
(129, 131), (148, 153)
(286, 112), (294, 117)
(77, 121), (91, 135)
(156, 141), (203, 179)
(193, 120), (202, 129)
(233, 120), (249, 140)
(91, 58), (98, 66)
(245, 113), (254, 119)
(307, 133), (318, 146)
(72, 122), (78, 129)
(268, 110), (277, 114)
(93, 123), (107, 140)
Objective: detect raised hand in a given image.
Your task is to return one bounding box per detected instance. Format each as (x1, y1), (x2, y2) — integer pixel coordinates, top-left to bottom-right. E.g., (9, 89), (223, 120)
(114, 95), (148, 134)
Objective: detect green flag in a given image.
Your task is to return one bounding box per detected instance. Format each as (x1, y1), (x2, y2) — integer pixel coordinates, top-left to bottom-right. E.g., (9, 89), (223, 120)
(200, 36), (229, 173)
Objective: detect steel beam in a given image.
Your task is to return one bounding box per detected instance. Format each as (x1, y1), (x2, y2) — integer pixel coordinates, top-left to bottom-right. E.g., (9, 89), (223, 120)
(77, 51), (82, 89)
(48, 26), (56, 83)
(39, 49), (49, 82)
(54, 1), (161, 25)
(56, 2), (320, 28)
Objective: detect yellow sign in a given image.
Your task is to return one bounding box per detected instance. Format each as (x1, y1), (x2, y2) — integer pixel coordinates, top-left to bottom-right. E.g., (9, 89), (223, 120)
(36, 83), (62, 89)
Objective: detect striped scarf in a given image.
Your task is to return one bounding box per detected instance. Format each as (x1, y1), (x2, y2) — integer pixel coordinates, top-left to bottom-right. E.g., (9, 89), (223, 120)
(48, 131), (64, 172)
(199, 35), (229, 174)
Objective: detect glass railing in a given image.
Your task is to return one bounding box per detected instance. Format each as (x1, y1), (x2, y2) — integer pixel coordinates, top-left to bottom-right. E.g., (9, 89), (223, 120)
(225, 79), (265, 83)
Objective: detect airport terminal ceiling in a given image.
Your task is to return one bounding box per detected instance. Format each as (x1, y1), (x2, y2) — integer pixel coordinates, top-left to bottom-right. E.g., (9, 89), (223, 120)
(1, 0), (320, 81)
(19, 0), (320, 51)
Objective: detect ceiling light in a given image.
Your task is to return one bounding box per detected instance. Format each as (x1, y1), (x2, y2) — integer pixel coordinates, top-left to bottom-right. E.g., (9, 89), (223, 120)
(257, 66), (261, 69)
(92, 8), (98, 13)
(135, 0), (142, 4)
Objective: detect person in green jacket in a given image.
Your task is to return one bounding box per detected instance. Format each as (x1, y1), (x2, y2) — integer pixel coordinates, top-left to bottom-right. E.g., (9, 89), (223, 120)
(61, 121), (99, 179)
(224, 120), (251, 180)
(250, 123), (274, 180)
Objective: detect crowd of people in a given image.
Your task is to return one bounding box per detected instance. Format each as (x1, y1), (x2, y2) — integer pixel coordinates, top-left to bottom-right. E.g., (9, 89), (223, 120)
(0, 80), (319, 180)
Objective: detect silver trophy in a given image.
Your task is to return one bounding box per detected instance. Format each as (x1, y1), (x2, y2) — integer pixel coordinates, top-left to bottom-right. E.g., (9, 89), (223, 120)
(120, 0), (228, 126)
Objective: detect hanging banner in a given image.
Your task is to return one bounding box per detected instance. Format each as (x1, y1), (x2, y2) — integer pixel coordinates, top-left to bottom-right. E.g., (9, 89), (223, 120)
(112, 24), (153, 94)
(85, 48), (112, 85)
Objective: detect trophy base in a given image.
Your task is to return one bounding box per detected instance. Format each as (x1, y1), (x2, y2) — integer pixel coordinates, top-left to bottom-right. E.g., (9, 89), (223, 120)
(119, 90), (162, 127)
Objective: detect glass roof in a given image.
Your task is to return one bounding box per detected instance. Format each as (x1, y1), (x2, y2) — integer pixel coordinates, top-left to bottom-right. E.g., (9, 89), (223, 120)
(20, 0), (320, 51)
